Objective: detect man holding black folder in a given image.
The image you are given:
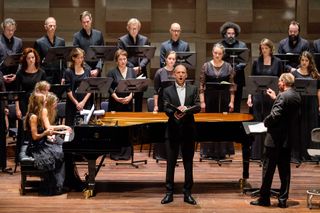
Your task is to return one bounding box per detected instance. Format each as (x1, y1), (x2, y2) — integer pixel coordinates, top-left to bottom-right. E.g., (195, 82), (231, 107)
(161, 64), (200, 205)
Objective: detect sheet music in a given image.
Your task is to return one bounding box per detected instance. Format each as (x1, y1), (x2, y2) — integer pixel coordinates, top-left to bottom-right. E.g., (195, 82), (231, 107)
(248, 122), (267, 133)
(136, 74), (146, 79)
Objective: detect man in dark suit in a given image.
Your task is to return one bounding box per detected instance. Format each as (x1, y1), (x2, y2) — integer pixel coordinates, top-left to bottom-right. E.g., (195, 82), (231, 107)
(250, 73), (301, 208)
(73, 11), (104, 77)
(0, 18), (23, 91)
(219, 21), (248, 113)
(161, 64), (200, 205)
(117, 18), (150, 112)
(34, 17), (65, 84)
(159, 23), (190, 67)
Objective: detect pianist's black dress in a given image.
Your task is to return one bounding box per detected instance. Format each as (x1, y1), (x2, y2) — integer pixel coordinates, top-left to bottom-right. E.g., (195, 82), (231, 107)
(26, 114), (65, 195)
(199, 61), (236, 159)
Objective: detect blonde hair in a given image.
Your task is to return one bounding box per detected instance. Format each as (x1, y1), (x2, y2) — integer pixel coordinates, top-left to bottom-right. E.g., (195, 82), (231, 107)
(45, 92), (58, 124)
(127, 18), (141, 30)
(279, 73), (295, 87)
(35, 81), (50, 95)
(25, 93), (46, 130)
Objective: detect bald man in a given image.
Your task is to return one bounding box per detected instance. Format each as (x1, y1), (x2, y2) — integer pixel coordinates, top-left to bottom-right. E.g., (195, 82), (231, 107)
(159, 23), (190, 67)
(34, 17), (66, 84)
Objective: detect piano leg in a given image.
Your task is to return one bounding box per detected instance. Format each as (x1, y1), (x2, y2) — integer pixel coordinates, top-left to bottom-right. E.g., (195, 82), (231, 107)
(83, 159), (96, 199)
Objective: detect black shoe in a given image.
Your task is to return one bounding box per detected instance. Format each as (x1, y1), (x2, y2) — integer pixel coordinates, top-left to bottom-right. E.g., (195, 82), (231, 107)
(161, 193), (173, 204)
(184, 194), (197, 205)
(250, 198), (271, 207)
(278, 201), (287, 208)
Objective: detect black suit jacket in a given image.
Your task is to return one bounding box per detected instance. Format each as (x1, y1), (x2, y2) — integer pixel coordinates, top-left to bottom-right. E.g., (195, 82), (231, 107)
(263, 88), (301, 148)
(163, 83), (200, 141)
(0, 34), (23, 75)
(117, 34), (150, 76)
(34, 35), (65, 63)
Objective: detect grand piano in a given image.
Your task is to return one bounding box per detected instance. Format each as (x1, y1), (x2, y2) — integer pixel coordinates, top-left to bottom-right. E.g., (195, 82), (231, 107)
(63, 112), (254, 198)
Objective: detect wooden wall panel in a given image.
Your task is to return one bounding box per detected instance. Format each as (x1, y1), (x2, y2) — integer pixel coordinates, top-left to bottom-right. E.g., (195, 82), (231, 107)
(105, 0), (151, 35)
(151, 0), (196, 33)
(207, 0), (252, 34)
(252, 0), (296, 33)
(49, 0), (94, 8)
(308, 0), (320, 34)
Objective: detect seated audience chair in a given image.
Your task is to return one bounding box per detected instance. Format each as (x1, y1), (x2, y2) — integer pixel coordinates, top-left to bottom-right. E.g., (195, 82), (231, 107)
(306, 128), (320, 209)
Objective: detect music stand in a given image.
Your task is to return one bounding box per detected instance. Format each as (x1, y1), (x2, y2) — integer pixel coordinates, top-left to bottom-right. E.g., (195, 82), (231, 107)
(161, 79), (194, 89)
(205, 82), (232, 113)
(76, 77), (113, 110)
(115, 78), (150, 168)
(246, 76), (279, 95)
(313, 53), (320, 73)
(85, 45), (117, 62)
(49, 84), (69, 100)
(0, 91), (25, 174)
(274, 53), (300, 71)
(126, 45), (156, 60)
(2, 53), (22, 68)
(175, 52), (196, 79)
(294, 79), (317, 96)
(44, 46), (75, 81)
(224, 48), (249, 69)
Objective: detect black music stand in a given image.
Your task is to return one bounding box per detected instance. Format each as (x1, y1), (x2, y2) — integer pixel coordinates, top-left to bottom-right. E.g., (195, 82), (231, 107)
(115, 78), (150, 168)
(85, 45), (117, 62)
(76, 77), (113, 110)
(294, 79), (317, 96)
(274, 53), (300, 72)
(242, 121), (279, 197)
(205, 82), (232, 113)
(126, 45), (156, 61)
(313, 53), (320, 72)
(0, 91), (25, 174)
(44, 46), (75, 81)
(246, 76), (279, 95)
(2, 53), (22, 68)
(224, 48), (249, 69)
(49, 84), (69, 100)
(117, 78), (150, 112)
(175, 52), (196, 79)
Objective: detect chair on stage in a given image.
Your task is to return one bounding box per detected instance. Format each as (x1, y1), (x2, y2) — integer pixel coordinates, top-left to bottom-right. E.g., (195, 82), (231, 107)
(307, 128), (320, 209)
(100, 101), (109, 112)
(57, 101), (66, 124)
(7, 103), (18, 141)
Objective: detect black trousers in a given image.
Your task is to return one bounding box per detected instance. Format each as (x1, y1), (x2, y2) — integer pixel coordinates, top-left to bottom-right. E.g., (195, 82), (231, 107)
(165, 138), (195, 194)
(259, 146), (291, 202)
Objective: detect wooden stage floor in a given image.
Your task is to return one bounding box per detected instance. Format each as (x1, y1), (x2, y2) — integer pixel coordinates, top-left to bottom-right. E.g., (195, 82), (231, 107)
(0, 145), (320, 213)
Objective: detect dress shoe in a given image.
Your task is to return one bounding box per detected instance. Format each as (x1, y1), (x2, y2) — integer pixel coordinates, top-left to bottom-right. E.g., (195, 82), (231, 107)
(278, 201), (287, 208)
(184, 194), (197, 205)
(161, 193), (173, 204)
(250, 198), (271, 207)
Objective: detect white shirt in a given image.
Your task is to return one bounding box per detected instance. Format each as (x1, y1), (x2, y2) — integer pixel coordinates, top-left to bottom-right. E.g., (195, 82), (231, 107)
(175, 82), (186, 106)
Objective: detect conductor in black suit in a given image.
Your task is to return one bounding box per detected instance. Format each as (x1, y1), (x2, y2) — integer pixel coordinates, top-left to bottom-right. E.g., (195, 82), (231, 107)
(117, 18), (150, 112)
(250, 73), (301, 208)
(161, 64), (200, 205)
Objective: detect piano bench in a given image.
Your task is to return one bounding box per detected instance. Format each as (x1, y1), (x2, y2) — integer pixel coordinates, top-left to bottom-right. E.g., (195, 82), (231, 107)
(19, 145), (46, 195)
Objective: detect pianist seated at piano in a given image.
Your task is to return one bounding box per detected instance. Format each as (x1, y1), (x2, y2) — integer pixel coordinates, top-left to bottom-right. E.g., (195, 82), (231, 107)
(25, 92), (65, 195)
(107, 49), (136, 160)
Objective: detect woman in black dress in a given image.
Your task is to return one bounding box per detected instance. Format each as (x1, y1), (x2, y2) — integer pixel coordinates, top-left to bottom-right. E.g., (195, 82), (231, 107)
(64, 48), (91, 127)
(199, 43), (236, 160)
(291, 51), (320, 161)
(247, 38), (283, 160)
(15, 48), (46, 161)
(107, 49), (136, 160)
(25, 93), (64, 195)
